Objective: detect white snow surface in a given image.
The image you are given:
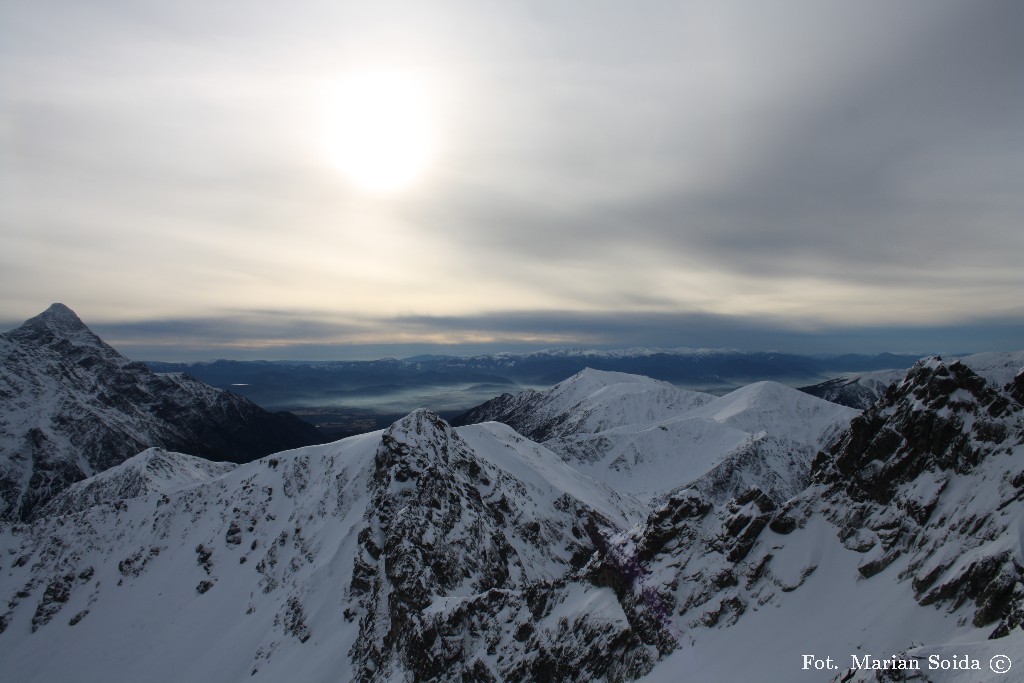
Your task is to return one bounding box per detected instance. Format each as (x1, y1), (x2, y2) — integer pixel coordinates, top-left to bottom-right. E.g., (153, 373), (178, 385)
(39, 447), (237, 517)
(959, 350), (1024, 387)
(506, 371), (858, 502)
(503, 368), (716, 439)
(0, 429), (383, 683)
(457, 421), (643, 527)
(685, 380), (857, 449)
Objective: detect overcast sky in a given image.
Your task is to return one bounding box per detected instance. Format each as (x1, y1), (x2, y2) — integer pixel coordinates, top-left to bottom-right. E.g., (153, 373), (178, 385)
(2, 1), (1022, 360)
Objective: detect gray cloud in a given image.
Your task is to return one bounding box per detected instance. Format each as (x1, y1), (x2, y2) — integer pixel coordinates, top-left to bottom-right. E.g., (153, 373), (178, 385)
(409, 1), (1024, 283)
(2, 1), (1022, 356)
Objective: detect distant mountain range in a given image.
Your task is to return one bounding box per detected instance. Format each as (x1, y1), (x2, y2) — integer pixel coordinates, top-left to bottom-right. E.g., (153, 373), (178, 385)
(146, 347), (925, 411)
(0, 304), (323, 521)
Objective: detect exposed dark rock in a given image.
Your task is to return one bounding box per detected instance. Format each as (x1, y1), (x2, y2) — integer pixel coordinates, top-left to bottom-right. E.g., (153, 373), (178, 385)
(226, 522), (242, 546)
(119, 547), (160, 577)
(0, 304), (324, 521)
(31, 574), (73, 632)
(283, 596), (311, 642)
(195, 544), (213, 574)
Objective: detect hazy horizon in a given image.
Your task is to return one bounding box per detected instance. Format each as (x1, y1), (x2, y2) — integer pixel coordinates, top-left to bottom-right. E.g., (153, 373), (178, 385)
(6, 302), (1022, 363)
(4, 301), (1024, 362)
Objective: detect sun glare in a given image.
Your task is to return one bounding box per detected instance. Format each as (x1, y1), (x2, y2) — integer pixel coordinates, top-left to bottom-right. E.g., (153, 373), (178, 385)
(325, 70), (435, 194)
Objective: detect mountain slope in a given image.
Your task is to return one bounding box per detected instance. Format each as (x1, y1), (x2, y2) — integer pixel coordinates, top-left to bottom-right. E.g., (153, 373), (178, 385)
(454, 368), (715, 441)
(0, 410), (655, 682)
(625, 355), (1024, 681)
(458, 370), (858, 502)
(798, 351), (1024, 411)
(799, 368), (906, 409)
(0, 304), (322, 520)
(38, 448), (237, 518)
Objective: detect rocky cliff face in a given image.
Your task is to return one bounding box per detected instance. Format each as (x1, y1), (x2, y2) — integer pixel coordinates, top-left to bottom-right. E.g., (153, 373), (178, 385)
(814, 358), (1024, 638)
(600, 355), (1024, 682)
(0, 304), (322, 520)
(347, 411), (655, 682)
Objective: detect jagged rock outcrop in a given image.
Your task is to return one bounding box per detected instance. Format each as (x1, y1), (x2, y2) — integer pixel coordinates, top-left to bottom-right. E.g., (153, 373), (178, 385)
(583, 355), (1024, 680)
(347, 410), (659, 681)
(814, 358), (1024, 637)
(0, 304), (322, 520)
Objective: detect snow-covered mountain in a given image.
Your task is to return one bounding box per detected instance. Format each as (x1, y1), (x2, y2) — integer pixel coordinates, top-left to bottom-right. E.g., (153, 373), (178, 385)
(799, 368), (907, 409)
(0, 410), (650, 682)
(958, 350), (1024, 387)
(1, 353), (1023, 682)
(457, 369), (858, 502)
(799, 351), (1024, 410)
(0, 304), (322, 521)
(455, 369), (715, 442)
(631, 354), (1024, 682)
(38, 448), (237, 518)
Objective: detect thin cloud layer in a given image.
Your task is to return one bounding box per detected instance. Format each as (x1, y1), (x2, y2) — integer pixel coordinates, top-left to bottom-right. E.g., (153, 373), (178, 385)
(54, 308), (1022, 361)
(1, 1), (1021, 357)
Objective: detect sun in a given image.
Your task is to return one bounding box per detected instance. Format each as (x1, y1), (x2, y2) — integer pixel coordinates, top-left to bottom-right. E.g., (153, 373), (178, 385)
(325, 70), (435, 194)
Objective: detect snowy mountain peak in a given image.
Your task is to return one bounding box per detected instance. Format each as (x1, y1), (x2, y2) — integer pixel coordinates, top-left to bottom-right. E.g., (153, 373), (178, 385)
(5, 302), (122, 363)
(26, 303), (89, 331)
(375, 409), (468, 481)
(14, 303), (97, 340)
(957, 349), (1024, 388)
(384, 408), (456, 443)
(454, 369), (715, 447)
(548, 367), (671, 402)
(892, 355), (1015, 416)
(823, 354), (1021, 497)
(688, 380), (858, 449)
(457, 371), (855, 505)
(797, 350), (1024, 644)
(37, 301), (85, 324)
(0, 305), (322, 520)
(3, 356), (1024, 681)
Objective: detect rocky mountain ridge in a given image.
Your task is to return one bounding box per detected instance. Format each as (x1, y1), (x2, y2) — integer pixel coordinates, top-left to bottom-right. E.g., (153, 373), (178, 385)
(0, 304), (322, 521)
(628, 355), (1024, 682)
